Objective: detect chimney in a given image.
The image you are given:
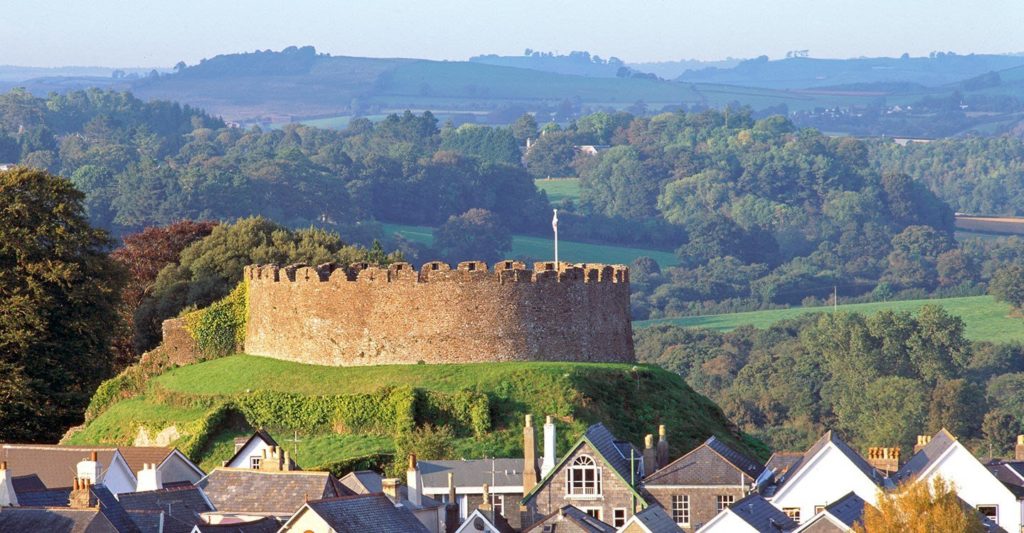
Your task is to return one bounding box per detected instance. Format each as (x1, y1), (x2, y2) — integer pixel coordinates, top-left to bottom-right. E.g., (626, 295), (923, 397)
(656, 425), (669, 469)
(283, 450), (292, 472)
(77, 451), (101, 484)
(479, 483), (492, 512)
(444, 473), (459, 533)
(233, 436), (248, 455)
(523, 415), (539, 494)
(0, 462), (18, 507)
(407, 454), (423, 507)
(866, 447), (901, 474)
(70, 477), (96, 509)
(1016, 436), (1024, 461)
(137, 463), (163, 492)
(541, 416), (556, 478)
(913, 435), (932, 454)
(643, 434), (657, 477)
(382, 478), (400, 501)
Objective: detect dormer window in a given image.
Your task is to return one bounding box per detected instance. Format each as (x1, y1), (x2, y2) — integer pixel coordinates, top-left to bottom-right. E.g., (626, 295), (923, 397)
(567, 455), (602, 496)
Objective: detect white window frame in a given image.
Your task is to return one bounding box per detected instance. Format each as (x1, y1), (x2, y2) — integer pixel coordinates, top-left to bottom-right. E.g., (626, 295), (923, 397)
(977, 504), (998, 524)
(580, 507), (602, 521)
(249, 456), (261, 469)
(566, 455), (602, 497)
(716, 494), (734, 513)
(671, 494), (690, 526)
(493, 494), (504, 517)
(783, 507), (801, 524)
(612, 508), (627, 527)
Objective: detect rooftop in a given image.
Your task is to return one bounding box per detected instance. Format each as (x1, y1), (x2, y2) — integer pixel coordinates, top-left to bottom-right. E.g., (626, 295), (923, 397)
(197, 468), (342, 515)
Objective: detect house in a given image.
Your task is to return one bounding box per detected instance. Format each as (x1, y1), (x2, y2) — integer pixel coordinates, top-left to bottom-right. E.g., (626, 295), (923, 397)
(336, 457), (445, 532)
(278, 493), (429, 532)
(696, 493), (796, 533)
(521, 422), (645, 529)
(642, 435), (767, 531)
(0, 479), (140, 532)
(419, 458), (523, 521)
(455, 507), (515, 533)
(893, 429), (1021, 532)
(338, 470), (383, 494)
(197, 467), (346, 522)
(224, 430), (296, 470)
(189, 517), (282, 532)
(764, 431), (887, 526)
(617, 504), (680, 533)
(523, 504), (617, 533)
(791, 492), (868, 533)
(117, 447), (205, 489)
(118, 483), (215, 532)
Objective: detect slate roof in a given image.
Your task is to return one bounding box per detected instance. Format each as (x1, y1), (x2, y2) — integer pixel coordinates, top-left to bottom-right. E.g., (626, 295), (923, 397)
(339, 470), (383, 494)
(198, 468), (341, 515)
(11, 473), (47, 493)
(118, 484), (213, 530)
(419, 458), (524, 491)
(894, 429), (957, 483)
(765, 452), (802, 477)
(628, 504), (679, 533)
(92, 484), (141, 533)
(823, 492), (867, 528)
(117, 447), (173, 475)
(705, 436), (766, 478)
(775, 431), (883, 490)
(727, 493), (797, 532)
(0, 444), (118, 489)
(523, 504), (617, 533)
(127, 509), (196, 533)
(16, 486), (72, 507)
(299, 493), (430, 532)
(0, 508), (117, 532)
(644, 436), (764, 486)
(225, 429), (280, 468)
(986, 461), (1024, 498)
(190, 516), (282, 532)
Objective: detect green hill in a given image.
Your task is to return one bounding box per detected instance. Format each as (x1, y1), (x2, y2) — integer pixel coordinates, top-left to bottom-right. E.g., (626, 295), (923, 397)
(67, 355), (764, 474)
(635, 295), (1024, 343)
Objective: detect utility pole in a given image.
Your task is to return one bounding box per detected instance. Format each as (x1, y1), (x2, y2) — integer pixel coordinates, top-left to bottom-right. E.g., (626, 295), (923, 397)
(552, 209), (559, 265)
(833, 285), (838, 312)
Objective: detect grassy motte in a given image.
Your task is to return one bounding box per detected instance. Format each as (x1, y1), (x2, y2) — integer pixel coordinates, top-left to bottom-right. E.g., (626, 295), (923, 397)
(71, 356), (764, 472)
(635, 295), (1024, 343)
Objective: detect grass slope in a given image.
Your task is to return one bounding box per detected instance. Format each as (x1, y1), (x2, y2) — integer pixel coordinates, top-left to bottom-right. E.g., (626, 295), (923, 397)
(635, 295), (1024, 343)
(535, 178), (581, 205)
(71, 356), (764, 471)
(380, 222), (678, 267)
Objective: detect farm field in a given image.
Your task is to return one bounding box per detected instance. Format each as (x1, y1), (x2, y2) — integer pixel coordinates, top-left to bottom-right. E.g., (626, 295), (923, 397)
(534, 177), (581, 204)
(955, 215), (1024, 236)
(634, 295), (1024, 343)
(379, 221), (679, 267)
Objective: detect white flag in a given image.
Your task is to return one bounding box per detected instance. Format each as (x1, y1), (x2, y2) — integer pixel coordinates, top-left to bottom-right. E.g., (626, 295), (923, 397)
(552, 209), (558, 231)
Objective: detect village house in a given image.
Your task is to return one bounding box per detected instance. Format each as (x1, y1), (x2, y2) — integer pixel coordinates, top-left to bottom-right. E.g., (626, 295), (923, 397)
(642, 435), (768, 531)
(791, 492), (868, 533)
(0, 474), (140, 532)
(118, 482), (216, 531)
(696, 493), (796, 533)
(521, 422), (645, 529)
(196, 464), (347, 523)
(454, 483), (516, 533)
(420, 457), (524, 523)
(278, 493), (429, 532)
(763, 431), (888, 526)
(523, 504), (617, 533)
(224, 429), (297, 470)
(617, 504), (680, 533)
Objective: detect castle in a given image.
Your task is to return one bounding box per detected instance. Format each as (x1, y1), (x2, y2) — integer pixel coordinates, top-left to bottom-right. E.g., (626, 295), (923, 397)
(243, 260), (635, 366)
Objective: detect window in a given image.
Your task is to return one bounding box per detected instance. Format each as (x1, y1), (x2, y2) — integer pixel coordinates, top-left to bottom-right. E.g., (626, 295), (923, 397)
(249, 456), (261, 469)
(716, 494), (735, 513)
(612, 508), (627, 527)
(493, 495), (504, 517)
(783, 508), (801, 524)
(581, 507), (602, 520)
(814, 505), (825, 515)
(671, 494), (690, 525)
(977, 505), (998, 523)
(567, 455), (602, 496)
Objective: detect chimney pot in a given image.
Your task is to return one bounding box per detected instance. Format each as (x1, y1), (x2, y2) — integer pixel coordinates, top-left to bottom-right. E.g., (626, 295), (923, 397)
(525, 414), (533, 427)
(1015, 435), (1024, 461)
(658, 425), (666, 440)
(644, 435), (654, 449)
(546, 415), (553, 425)
(0, 462), (6, 470)
(90, 451), (97, 462)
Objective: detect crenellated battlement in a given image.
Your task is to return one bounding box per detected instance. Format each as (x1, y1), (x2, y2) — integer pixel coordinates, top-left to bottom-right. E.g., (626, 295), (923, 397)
(243, 260), (629, 285)
(242, 259), (634, 366)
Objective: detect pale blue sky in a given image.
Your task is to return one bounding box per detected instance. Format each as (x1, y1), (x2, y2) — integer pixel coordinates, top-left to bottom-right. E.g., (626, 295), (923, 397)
(4, 0), (1023, 67)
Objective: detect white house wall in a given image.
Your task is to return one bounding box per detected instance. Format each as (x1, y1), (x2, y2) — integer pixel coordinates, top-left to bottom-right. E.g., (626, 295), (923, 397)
(769, 445), (879, 525)
(919, 444), (1020, 532)
(158, 452), (204, 484)
(227, 438), (274, 469)
(104, 454), (138, 495)
(696, 510), (757, 533)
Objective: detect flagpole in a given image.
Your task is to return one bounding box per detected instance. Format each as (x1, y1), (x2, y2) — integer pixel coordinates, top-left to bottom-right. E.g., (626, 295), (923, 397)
(552, 209), (559, 265)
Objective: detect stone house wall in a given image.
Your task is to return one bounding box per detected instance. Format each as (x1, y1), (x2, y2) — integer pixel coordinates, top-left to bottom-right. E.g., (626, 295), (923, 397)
(645, 486), (748, 532)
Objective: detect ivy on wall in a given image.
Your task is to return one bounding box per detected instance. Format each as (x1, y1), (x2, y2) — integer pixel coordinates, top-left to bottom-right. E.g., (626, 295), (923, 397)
(183, 282), (248, 358)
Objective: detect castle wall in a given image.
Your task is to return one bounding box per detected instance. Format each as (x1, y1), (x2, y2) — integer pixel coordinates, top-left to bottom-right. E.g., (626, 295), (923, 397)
(243, 261), (635, 366)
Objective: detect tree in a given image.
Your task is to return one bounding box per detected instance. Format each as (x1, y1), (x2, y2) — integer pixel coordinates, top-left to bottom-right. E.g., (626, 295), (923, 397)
(524, 131), (577, 178)
(990, 264), (1024, 311)
(856, 477), (985, 533)
(0, 167), (125, 441)
(434, 209), (512, 264)
(511, 113), (538, 144)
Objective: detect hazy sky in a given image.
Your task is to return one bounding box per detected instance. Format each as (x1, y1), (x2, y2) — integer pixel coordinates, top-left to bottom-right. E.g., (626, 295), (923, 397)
(5, 0), (1024, 67)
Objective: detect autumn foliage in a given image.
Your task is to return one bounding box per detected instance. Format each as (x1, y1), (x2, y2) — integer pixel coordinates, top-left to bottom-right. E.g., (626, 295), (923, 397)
(856, 476), (985, 533)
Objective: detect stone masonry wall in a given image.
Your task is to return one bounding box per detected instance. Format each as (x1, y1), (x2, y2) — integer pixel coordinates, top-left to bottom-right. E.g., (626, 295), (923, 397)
(243, 260), (635, 366)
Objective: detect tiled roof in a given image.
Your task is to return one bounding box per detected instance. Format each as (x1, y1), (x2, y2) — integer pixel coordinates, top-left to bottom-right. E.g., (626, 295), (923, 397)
(705, 436), (766, 478)
(302, 493), (430, 532)
(776, 431), (882, 489)
(765, 452), (802, 477)
(824, 491), (867, 528)
(524, 504), (617, 533)
(11, 473), (47, 493)
(339, 470), (382, 494)
(420, 458), (524, 490)
(728, 493), (797, 532)
(630, 504), (679, 533)
(225, 430), (281, 469)
(0, 444), (118, 489)
(92, 484), (141, 533)
(127, 510), (196, 533)
(198, 468), (340, 515)
(894, 429), (957, 483)
(191, 516), (282, 532)
(587, 424), (641, 484)
(644, 437), (763, 486)
(0, 508), (114, 532)
(117, 447), (173, 475)
(16, 487), (71, 507)
(118, 484), (213, 529)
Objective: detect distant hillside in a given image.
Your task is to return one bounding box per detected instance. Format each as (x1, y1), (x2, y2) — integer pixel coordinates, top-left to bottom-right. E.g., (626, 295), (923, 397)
(67, 355), (766, 474)
(678, 54), (1024, 89)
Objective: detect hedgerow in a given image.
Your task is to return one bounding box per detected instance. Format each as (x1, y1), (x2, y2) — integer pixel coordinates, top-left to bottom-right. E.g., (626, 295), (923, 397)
(234, 386), (420, 435)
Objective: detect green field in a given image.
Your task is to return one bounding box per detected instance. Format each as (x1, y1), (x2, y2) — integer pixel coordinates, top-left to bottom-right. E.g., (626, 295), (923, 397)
(380, 222), (679, 267)
(70, 356), (766, 471)
(535, 178), (581, 205)
(635, 295), (1024, 343)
